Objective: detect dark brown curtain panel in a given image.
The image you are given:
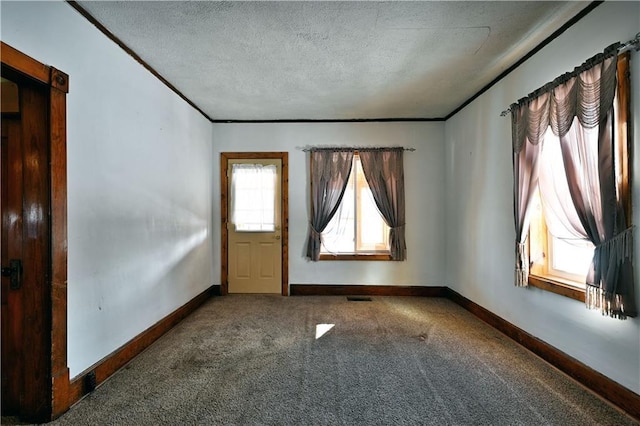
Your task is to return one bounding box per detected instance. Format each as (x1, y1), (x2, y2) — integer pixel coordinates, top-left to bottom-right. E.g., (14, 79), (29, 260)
(512, 95), (547, 286)
(511, 44), (636, 318)
(305, 149), (354, 261)
(359, 148), (406, 260)
(554, 60), (635, 319)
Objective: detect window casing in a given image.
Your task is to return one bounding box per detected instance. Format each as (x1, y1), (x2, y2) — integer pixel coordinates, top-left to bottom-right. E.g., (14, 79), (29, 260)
(320, 154), (391, 259)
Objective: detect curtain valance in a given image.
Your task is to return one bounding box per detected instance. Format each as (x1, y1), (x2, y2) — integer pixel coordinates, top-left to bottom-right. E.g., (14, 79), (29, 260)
(512, 43), (619, 153)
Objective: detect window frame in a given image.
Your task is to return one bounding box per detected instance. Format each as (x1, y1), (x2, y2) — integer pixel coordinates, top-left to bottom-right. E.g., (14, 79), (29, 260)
(527, 53), (631, 301)
(315, 152), (393, 261)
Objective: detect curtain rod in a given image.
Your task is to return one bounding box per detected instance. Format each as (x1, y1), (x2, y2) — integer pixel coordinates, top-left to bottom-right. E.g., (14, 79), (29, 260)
(298, 146), (416, 152)
(499, 32), (639, 117)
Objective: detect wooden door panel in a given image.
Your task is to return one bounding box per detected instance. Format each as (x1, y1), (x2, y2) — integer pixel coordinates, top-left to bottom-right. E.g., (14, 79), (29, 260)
(19, 83), (51, 420)
(228, 158), (282, 294)
(233, 241), (251, 279)
(1, 117), (24, 415)
(1, 78), (52, 421)
(258, 242), (276, 278)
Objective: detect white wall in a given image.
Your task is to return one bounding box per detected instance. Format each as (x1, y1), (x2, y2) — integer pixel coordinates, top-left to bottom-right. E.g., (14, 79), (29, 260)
(1, 1), (214, 377)
(212, 122), (446, 287)
(445, 1), (640, 393)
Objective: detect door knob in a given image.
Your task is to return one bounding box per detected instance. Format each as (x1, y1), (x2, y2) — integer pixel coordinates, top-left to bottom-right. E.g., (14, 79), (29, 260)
(1, 259), (22, 290)
(274, 235), (281, 240)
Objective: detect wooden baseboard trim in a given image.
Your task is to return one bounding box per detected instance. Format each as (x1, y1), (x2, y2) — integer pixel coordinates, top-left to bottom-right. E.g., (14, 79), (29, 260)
(445, 288), (640, 421)
(67, 285), (216, 407)
(290, 284), (447, 297)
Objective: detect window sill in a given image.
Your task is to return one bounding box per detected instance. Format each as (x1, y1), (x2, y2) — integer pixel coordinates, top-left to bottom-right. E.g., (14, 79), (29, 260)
(319, 253), (392, 261)
(528, 275), (585, 302)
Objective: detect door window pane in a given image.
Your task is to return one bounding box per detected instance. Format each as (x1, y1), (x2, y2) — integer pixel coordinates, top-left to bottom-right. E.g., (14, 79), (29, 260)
(231, 163), (276, 231)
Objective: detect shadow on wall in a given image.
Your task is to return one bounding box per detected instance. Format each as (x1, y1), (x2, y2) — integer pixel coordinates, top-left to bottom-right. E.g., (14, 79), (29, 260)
(71, 172), (210, 296)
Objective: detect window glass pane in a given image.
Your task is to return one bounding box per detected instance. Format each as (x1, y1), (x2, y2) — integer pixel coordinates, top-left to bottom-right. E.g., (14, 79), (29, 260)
(321, 155), (390, 254)
(359, 189), (384, 245)
(355, 158), (389, 251)
(530, 125), (594, 287)
(550, 237), (593, 280)
(321, 170), (355, 253)
(231, 163), (276, 231)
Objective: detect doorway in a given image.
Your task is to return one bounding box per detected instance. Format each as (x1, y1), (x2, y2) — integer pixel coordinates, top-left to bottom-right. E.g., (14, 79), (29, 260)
(221, 152), (288, 295)
(1, 42), (69, 422)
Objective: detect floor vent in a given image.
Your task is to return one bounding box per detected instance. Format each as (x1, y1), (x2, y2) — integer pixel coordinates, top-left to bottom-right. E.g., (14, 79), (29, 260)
(347, 296), (372, 302)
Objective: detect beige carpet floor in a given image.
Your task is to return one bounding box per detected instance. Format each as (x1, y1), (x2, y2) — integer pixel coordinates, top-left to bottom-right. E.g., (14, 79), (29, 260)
(17, 296), (640, 424)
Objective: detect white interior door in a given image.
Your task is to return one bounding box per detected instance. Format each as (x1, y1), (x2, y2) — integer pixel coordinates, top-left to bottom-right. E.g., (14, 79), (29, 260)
(228, 158), (282, 294)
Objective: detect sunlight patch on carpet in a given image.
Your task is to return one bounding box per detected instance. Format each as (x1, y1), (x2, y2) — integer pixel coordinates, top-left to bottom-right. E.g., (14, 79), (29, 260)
(315, 323), (335, 339)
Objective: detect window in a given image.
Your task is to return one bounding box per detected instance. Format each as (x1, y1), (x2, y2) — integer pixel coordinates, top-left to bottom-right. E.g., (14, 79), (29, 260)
(526, 53), (631, 301)
(306, 147), (406, 261)
(320, 154), (390, 258)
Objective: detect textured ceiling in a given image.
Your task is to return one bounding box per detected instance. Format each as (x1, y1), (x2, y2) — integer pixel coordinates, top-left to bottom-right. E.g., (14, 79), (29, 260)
(75, 1), (590, 121)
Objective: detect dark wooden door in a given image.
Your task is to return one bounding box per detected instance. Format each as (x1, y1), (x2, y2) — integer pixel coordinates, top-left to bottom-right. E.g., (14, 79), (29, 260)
(1, 76), (51, 421)
(1, 115), (24, 415)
